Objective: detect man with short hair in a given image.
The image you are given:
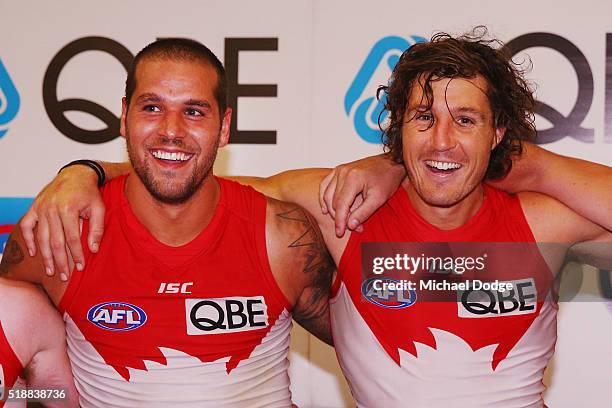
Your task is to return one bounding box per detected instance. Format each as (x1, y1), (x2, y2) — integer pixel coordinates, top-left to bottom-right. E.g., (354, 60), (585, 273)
(1, 38), (334, 407)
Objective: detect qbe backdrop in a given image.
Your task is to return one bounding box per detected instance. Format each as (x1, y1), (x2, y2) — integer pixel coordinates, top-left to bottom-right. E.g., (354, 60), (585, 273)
(1, 1), (611, 407)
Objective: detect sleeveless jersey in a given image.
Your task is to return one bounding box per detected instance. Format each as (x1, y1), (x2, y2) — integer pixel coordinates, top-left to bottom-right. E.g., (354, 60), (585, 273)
(58, 175), (293, 408)
(331, 185), (557, 408)
(0, 322), (23, 407)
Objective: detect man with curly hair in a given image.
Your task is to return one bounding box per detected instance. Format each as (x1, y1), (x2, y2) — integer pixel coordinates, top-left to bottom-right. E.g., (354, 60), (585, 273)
(328, 30), (611, 407)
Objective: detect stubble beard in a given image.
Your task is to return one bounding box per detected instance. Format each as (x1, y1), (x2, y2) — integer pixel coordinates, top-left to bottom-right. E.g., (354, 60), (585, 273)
(127, 133), (220, 205)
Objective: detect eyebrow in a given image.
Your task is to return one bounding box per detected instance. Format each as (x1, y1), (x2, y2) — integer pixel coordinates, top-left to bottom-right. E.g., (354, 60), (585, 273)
(134, 93), (212, 110)
(185, 99), (212, 110)
(451, 107), (485, 120)
(135, 93), (161, 104)
(407, 104), (486, 118)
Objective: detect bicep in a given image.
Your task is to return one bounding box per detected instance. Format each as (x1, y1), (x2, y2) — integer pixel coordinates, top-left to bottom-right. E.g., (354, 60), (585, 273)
(26, 347), (79, 407)
(266, 200), (335, 345)
(25, 300), (79, 407)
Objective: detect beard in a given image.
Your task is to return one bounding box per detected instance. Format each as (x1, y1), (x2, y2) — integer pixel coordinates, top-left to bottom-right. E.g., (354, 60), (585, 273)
(127, 133), (220, 205)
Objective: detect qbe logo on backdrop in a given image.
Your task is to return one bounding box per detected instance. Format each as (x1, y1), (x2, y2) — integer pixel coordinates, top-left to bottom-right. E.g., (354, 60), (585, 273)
(43, 37), (278, 145)
(344, 35), (426, 143)
(0, 59), (20, 139)
(347, 33), (612, 145)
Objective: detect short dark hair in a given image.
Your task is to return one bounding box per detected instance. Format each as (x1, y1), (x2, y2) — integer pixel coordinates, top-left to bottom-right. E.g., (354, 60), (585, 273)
(125, 38), (227, 115)
(380, 27), (536, 180)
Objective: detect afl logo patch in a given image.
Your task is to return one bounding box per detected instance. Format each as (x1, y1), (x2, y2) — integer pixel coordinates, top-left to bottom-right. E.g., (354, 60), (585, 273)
(87, 302), (147, 331)
(361, 278), (417, 309)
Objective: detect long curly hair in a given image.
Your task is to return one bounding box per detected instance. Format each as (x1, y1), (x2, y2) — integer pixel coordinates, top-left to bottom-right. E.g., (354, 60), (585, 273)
(380, 27), (536, 179)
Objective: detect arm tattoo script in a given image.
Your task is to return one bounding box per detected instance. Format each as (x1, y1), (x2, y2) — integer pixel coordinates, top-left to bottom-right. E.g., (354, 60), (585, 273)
(277, 207), (335, 345)
(0, 237), (25, 277)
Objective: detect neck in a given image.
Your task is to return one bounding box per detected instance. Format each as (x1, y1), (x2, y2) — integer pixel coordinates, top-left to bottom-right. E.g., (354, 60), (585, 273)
(125, 172), (219, 246)
(403, 179), (485, 230)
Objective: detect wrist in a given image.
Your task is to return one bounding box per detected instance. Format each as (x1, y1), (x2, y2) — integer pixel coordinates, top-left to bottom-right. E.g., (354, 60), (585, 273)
(59, 160), (106, 187)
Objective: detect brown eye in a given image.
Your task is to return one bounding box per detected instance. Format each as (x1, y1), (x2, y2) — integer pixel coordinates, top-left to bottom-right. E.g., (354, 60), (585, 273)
(185, 108), (203, 116)
(143, 105), (160, 112)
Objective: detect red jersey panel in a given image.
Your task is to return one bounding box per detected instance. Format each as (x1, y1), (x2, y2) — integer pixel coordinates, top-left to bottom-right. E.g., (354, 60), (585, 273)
(59, 176), (293, 408)
(331, 185), (557, 408)
(0, 321), (23, 407)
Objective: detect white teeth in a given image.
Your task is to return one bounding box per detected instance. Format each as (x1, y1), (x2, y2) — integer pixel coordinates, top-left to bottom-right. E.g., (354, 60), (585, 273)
(425, 160), (461, 171)
(152, 150), (192, 161)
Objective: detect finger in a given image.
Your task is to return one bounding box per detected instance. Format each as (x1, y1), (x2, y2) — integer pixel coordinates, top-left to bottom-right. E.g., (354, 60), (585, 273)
(332, 181), (362, 237)
(47, 210), (70, 281)
(318, 170), (336, 214)
(19, 209), (39, 257)
(87, 200), (106, 253)
(349, 194), (364, 213)
(59, 208), (84, 272)
(36, 215), (55, 277)
(345, 194), (383, 232)
(322, 174), (339, 219)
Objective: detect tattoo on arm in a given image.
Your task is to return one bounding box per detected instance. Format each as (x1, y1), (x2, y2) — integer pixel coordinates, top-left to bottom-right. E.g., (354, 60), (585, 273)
(0, 237), (24, 277)
(277, 207), (335, 345)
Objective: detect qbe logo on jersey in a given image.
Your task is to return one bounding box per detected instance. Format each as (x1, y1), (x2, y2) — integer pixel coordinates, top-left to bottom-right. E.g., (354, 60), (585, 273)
(458, 278), (537, 318)
(186, 296), (268, 335)
(87, 302), (148, 331)
(345, 35), (426, 143)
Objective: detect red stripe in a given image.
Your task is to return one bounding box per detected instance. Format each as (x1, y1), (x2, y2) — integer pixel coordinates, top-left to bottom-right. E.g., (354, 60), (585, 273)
(0, 224), (14, 234)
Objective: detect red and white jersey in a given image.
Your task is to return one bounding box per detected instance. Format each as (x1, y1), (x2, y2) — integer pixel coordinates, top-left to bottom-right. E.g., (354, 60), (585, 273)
(59, 176), (293, 408)
(331, 185), (557, 408)
(0, 322), (24, 408)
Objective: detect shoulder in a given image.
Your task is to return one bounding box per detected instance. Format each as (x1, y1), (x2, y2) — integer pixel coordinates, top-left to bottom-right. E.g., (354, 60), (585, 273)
(0, 225), (68, 298)
(0, 278), (54, 321)
(518, 191), (605, 243)
(216, 176), (265, 222)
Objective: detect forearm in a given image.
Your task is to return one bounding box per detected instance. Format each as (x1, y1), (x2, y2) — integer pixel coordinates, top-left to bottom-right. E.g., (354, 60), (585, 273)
(526, 145), (612, 231)
(229, 168), (330, 214)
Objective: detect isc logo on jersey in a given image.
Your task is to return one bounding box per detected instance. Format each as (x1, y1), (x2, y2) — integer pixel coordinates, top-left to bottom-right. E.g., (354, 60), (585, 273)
(186, 296), (269, 335)
(458, 278), (537, 318)
(361, 278), (417, 309)
(87, 302), (148, 331)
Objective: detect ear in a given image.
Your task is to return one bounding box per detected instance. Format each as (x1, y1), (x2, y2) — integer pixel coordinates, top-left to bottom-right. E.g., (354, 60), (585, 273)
(120, 97), (128, 139)
(218, 108), (232, 148)
(492, 126), (505, 150)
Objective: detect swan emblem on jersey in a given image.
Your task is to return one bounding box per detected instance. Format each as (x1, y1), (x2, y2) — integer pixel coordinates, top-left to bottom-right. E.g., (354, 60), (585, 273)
(87, 302), (147, 331)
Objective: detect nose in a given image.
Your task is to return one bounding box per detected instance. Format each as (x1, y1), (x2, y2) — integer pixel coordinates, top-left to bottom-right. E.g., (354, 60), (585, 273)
(430, 119), (455, 152)
(160, 111), (183, 140)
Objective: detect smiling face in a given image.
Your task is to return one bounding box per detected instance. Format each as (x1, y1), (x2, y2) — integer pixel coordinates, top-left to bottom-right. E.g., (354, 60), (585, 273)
(121, 57), (231, 204)
(401, 75), (505, 211)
